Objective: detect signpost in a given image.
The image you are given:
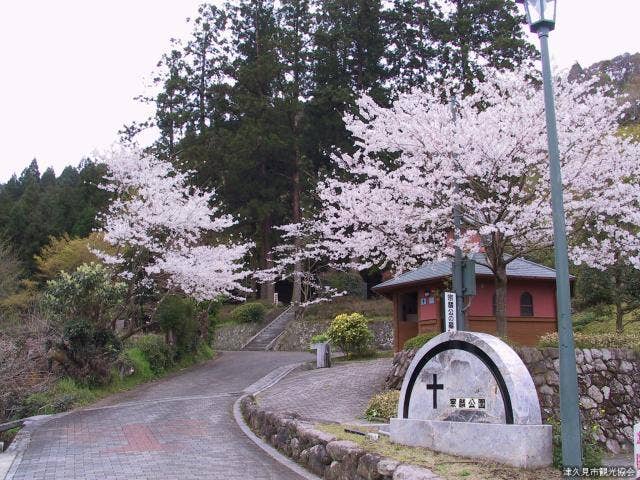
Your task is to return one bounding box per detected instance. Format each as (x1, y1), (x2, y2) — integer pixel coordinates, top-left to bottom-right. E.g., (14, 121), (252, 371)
(634, 422), (639, 479)
(444, 292), (457, 332)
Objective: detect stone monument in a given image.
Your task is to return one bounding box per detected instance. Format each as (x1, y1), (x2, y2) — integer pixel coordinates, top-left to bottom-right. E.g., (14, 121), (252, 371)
(390, 331), (552, 469)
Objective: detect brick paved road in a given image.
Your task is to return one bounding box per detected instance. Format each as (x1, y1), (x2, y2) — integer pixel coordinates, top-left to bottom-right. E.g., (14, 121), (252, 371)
(257, 358), (392, 424)
(8, 351), (313, 480)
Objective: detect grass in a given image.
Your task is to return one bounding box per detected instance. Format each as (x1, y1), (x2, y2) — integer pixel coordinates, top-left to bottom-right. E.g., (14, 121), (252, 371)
(15, 343), (215, 419)
(303, 296), (392, 324)
(332, 350), (394, 363)
(574, 304), (640, 335)
(316, 423), (561, 480)
(0, 426), (20, 449)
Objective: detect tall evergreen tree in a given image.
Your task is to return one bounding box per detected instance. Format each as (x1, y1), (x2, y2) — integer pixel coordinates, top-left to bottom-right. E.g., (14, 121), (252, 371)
(387, 0), (536, 95)
(275, 0), (315, 304)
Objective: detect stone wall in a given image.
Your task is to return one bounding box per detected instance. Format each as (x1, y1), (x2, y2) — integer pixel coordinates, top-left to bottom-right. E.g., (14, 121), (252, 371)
(240, 395), (441, 480)
(275, 319), (393, 352)
(211, 322), (263, 351)
(385, 346), (640, 454)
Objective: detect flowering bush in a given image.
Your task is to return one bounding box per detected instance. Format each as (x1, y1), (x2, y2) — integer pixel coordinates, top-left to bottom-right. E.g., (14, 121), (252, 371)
(325, 312), (373, 357)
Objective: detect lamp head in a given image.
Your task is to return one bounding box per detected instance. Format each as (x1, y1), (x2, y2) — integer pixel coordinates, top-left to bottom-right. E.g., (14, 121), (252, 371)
(522, 0), (556, 33)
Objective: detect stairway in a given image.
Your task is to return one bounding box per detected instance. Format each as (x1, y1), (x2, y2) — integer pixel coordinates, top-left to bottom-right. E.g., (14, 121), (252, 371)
(242, 306), (296, 351)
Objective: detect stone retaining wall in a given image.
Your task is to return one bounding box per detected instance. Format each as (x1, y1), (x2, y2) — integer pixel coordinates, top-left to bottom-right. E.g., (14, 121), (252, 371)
(385, 346), (640, 454)
(240, 395), (440, 480)
(212, 322), (263, 350)
(275, 319), (393, 352)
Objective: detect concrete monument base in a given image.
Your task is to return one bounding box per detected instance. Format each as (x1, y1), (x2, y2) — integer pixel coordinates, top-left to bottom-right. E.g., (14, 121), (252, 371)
(390, 418), (552, 469)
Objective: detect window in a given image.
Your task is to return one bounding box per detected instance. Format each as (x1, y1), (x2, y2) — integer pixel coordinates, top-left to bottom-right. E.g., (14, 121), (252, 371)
(520, 292), (534, 317)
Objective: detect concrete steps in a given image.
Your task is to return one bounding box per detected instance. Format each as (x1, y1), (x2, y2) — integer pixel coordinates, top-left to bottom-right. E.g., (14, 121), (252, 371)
(242, 306), (295, 351)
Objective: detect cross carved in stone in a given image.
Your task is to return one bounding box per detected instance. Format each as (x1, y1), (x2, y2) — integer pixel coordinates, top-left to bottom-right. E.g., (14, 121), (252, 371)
(426, 373), (444, 409)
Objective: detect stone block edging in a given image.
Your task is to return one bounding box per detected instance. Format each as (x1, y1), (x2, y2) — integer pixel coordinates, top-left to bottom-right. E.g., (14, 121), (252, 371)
(239, 395), (441, 480)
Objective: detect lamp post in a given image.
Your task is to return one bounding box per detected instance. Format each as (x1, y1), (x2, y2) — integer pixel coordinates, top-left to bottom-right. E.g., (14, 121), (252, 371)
(522, 0), (582, 469)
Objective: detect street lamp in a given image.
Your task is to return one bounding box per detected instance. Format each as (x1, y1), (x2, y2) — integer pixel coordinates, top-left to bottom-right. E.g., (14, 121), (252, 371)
(522, 0), (583, 470)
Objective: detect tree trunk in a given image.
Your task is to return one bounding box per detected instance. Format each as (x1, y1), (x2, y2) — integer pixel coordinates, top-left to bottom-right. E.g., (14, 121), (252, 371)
(494, 262), (508, 338)
(291, 112), (303, 307)
(260, 216), (275, 302)
(614, 269), (624, 334)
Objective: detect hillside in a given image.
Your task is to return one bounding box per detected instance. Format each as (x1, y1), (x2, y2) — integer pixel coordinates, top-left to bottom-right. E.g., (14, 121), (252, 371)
(568, 52), (640, 124)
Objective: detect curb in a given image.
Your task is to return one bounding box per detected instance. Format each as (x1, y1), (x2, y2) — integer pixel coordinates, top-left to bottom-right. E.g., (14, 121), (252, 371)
(233, 362), (321, 480)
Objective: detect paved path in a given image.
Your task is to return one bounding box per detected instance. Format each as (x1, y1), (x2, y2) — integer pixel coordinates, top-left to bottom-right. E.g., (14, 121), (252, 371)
(257, 358), (392, 424)
(7, 351), (314, 480)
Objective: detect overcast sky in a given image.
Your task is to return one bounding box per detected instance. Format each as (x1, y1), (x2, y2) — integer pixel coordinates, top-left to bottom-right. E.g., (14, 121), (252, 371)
(1, 0), (639, 182)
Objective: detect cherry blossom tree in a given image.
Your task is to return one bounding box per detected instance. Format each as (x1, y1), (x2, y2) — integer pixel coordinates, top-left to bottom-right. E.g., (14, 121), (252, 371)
(311, 68), (640, 336)
(96, 147), (252, 334)
(255, 222), (346, 314)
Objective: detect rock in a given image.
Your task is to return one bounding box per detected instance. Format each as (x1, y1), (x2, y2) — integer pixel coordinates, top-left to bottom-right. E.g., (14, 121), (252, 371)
(298, 427), (337, 448)
(611, 380), (625, 395)
(290, 437), (301, 459)
(326, 440), (364, 462)
(357, 453), (384, 480)
(393, 465), (440, 480)
(545, 371), (559, 386)
(533, 374), (546, 387)
(605, 438), (621, 454)
(601, 349), (612, 362)
(583, 349), (593, 364)
(619, 360), (633, 373)
(325, 461), (343, 480)
(580, 396), (597, 409)
(539, 384), (554, 396)
(306, 444), (331, 476)
(602, 386), (610, 400)
(591, 348), (602, 360)
(587, 385), (603, 404)
(377, 458), (400, 476)
(592, 359), (607, 372)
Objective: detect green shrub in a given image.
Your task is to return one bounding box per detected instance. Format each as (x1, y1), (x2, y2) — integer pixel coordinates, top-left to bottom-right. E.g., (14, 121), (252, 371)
(43, 262), (126, 328)
(310, 333), (329, 344)
(55, 318), (122, 386)
(323, 271), (366, 297)
(230, 302), (267, 324)
(177, 342), (214, 368)
(35, 233), (110, 282)
(538, 331), (640, 352)
(326, 313), (373, 357)
(132, 334), (175, 374)
(547, 416), (603, 469)
(403, 332), (440, 351)
(158, 295), (199, 358)
(364, 390), (400, 421)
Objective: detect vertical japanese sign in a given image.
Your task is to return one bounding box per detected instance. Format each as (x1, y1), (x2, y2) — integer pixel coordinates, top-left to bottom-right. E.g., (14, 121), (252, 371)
(444, 292), (457, 332)
(635, 422), (639, 479)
